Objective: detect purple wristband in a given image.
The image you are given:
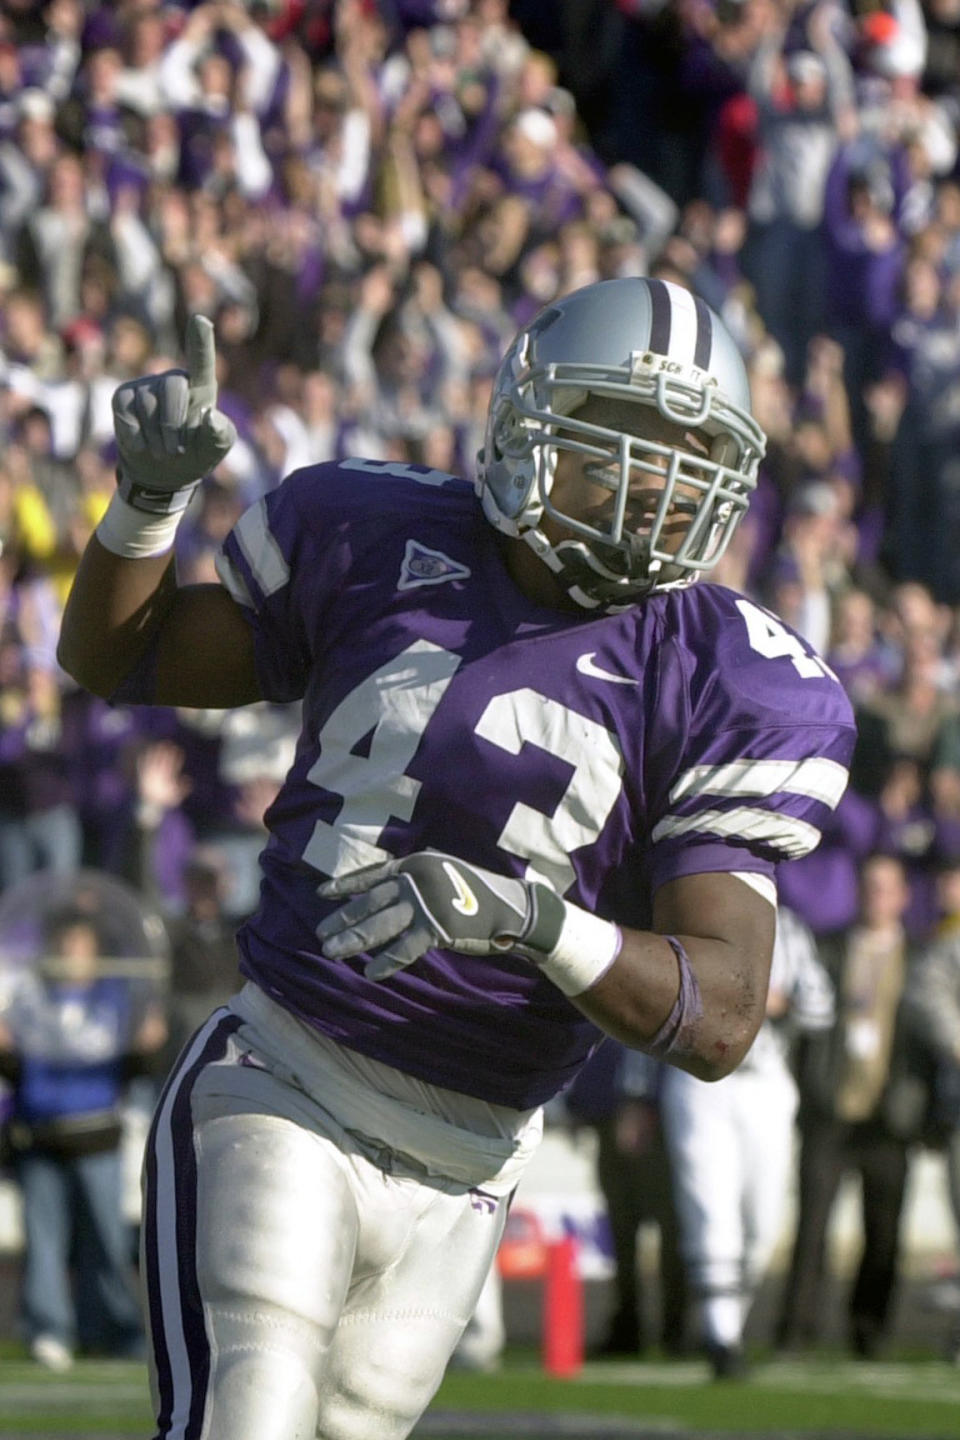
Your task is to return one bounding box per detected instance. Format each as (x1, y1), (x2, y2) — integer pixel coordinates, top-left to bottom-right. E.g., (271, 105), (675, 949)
(646, 935), (704, 1059)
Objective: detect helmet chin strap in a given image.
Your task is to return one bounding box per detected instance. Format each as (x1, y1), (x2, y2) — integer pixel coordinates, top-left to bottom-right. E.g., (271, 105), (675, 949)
(521, 527), (655, 611)
(553, 539), (658, 609)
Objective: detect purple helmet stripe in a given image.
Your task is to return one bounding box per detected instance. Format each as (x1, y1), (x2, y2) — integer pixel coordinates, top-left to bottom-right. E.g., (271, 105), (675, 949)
(692, 295), (713, 370)
(143, 1011), (243, 1439)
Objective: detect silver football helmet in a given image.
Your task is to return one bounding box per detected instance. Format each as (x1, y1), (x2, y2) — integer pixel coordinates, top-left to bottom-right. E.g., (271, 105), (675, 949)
(476, 276), (766, 609)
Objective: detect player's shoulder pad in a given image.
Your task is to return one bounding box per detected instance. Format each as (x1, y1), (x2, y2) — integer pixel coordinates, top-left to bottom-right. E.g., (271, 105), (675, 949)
(663, 584), (855, 735)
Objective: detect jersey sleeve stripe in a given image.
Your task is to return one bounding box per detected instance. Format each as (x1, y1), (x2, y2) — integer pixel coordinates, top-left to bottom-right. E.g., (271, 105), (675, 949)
(669, 757), (848, 808)
(651, 806), (822, 858)
(231, 499), (290, 598)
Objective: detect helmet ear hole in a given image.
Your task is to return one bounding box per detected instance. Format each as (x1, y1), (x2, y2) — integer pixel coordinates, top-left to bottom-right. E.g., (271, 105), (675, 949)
(495, 408), (530, 459)
(494, 418), (514, 456)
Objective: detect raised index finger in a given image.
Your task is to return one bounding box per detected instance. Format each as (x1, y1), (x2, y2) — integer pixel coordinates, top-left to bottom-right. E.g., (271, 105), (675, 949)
(185, 314), (217, 413)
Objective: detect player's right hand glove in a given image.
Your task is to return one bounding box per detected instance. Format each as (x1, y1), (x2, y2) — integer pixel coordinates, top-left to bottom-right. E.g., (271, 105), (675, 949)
(111, 314), (237, 515)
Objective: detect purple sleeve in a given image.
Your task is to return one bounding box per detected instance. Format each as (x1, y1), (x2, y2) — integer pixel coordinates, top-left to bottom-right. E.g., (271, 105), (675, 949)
(215, 465), (344, 703)
(645, 589), (857, 895)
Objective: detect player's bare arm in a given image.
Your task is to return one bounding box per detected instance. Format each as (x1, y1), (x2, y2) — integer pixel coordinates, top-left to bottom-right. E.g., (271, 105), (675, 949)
(58, 543), (258, 706)
(57, 315), (261, 708)
(579, 870), (775, 1080)
(318, 854), (773, 1082)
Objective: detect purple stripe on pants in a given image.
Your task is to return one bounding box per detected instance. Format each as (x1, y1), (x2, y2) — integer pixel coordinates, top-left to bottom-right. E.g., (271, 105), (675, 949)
(143, 1011), (243, 1440)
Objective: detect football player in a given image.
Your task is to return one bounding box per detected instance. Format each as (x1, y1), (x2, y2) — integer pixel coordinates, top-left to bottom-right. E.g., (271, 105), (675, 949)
(58, 277), (856, 1440)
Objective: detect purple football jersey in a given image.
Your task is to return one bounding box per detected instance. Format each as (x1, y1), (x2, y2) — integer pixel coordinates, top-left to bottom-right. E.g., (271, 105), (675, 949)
(215, 459), (856, 1108)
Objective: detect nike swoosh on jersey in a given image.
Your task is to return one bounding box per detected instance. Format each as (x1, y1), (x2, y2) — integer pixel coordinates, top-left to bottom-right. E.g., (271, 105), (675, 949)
(443, 860), (479, 915)
(575, 652), (638, 686)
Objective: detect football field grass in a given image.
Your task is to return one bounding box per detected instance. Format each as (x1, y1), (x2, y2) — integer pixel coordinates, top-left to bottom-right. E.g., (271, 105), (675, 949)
(3, 1348), (960, 1439)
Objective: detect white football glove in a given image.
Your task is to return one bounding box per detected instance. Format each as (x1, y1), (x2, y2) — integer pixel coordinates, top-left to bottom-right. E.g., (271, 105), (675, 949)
(316, 851), (567, 982)
(111, 314), (237, 515)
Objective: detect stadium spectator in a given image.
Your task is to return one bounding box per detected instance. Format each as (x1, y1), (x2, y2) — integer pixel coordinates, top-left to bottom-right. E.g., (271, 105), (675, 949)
(904, 852), (960, 1360)
(0, 657), (83, 890)
(763, 480), (846, 658)
(851, 609), (960, 798)
(741, 0), (856, 387)
(885, 269), (960, 602)
(826, 587), (894, 704)
(778, 782), (879, 937)
(774, 853), (928, 1358)
(821, 133), (911, 457)
(16, 149), (118, 330)
(0, 92), (60, 266)
(872, 755), (940, 939)
(0, 896), (166, 1369)
(563, 1041), (689, 1361)
(153, 841), (242, 1073)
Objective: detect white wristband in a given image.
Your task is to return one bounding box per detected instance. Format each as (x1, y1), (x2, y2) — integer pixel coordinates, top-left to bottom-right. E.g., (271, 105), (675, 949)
(534, 905), (622, 997)
(96, 491), (184, 559)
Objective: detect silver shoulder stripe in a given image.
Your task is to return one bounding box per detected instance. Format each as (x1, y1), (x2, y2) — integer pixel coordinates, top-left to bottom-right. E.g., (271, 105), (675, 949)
(231, 499), (290, 598)
(669, 757), (848, 808)
(652, 806), (822, 859)
(214, 551), (254, 609)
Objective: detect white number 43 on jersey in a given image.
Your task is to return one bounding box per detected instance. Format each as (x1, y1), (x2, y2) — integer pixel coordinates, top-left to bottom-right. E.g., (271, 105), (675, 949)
(736, 598), (837, 682)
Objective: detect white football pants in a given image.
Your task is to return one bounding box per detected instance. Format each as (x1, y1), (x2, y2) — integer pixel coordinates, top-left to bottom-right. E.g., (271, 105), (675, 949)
(141, 988), (539, 1440)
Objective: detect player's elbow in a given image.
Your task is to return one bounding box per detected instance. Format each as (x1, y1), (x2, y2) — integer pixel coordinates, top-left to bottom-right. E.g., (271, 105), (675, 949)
(669, 1003), (765, 1082)
(682, 1024), (759, 1081)
(620, 987), (765, 1082)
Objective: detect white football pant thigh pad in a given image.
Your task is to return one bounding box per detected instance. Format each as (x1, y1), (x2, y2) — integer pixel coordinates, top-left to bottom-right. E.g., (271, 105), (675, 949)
(316, 1176), (505, 1439)
(142, 1010), (508, 1440)
(197, 1110), (356, 1440)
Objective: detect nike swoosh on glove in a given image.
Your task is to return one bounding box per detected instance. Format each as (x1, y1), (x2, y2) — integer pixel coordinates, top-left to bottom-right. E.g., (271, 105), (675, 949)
(111, 314), (237, 515)
(316, 851), (566, 981)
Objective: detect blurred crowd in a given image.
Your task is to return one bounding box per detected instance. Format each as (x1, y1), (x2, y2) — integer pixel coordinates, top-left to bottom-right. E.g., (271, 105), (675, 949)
(3, 0), (960, 1376)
